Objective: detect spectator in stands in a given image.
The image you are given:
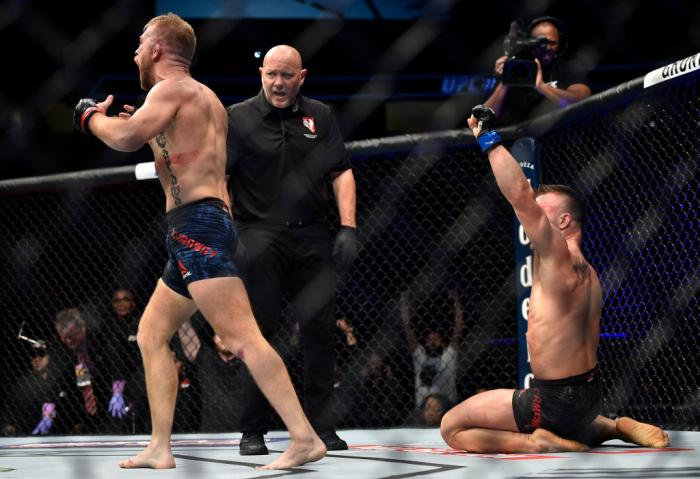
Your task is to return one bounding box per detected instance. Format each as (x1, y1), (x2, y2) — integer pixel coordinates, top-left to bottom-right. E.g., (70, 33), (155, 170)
(334, 316), (358, 383)
(99, 288), (148, 432)
(170, 349), (201, 433)
(169, 316), (202, 433)
(169, 314), (247, 432)
(197, 334), (247, 432)
(110, 288), (139, 322)
(53, 307), (131, 433)
(353, 352), (403, 427)
(403, 393), (453, 428)
(336, 317), (358, 350)
(484, 16), (591, 126)
(284, 315), (360, 393)
(400, 289), (464, 408)
(1, 345), (73, 435)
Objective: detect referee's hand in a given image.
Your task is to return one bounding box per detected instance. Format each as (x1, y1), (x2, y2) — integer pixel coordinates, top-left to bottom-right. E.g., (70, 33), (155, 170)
(333, 226), (358, 269)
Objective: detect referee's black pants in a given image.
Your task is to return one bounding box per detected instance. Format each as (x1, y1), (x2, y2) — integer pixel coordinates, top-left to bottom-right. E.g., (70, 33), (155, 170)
(234, 221), (337, 433)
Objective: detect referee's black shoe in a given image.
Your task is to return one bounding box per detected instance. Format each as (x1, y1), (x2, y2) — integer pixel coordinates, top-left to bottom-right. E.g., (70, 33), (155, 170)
(319, 430), (348, 451)
(239, 432), (268, 455)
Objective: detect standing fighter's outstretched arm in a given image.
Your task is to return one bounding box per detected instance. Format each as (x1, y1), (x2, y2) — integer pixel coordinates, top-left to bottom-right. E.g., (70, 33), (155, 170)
(469, 105), (564, 257)
(73, 79), (181, 152)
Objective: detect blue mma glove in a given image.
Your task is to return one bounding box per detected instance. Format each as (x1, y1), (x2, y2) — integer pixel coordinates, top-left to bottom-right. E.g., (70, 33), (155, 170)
(471, 104), (502, 153)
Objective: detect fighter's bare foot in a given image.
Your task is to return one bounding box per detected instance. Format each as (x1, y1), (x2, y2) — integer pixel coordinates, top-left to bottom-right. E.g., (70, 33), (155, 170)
(256, 436), (326, 470)
(530, 428), (590, 453)
(118, 446), (176, 469)
(616, 416), (670, 448)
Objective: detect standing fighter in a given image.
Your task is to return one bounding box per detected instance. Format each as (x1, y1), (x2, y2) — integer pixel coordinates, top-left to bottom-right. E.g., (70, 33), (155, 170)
(439, 105), (670, 453)
(73, 13), (325, 469)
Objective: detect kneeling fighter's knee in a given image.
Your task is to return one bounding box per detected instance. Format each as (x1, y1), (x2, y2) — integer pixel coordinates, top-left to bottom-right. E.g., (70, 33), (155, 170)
(440, 412), (459, 446)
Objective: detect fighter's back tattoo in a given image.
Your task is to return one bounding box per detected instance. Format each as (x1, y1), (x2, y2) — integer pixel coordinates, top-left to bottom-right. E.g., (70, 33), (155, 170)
(156, 131), (182, 206)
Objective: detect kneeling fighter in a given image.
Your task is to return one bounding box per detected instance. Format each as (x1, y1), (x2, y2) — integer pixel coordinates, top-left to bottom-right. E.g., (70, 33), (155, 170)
(439, 105), (670, 453)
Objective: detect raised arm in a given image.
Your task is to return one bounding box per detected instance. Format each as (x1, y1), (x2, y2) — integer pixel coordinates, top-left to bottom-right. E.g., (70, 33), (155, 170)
(74, 79), (181, 151)
(469, 105), (566, 257)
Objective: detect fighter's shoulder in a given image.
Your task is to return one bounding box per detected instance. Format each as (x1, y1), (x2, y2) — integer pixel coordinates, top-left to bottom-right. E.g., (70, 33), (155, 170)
(147, 77), (195, 101)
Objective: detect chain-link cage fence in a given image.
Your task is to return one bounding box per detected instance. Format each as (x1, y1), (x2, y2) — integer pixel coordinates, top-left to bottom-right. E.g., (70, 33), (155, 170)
(0, 148), (516, 435)
(0, 74), (698, 436)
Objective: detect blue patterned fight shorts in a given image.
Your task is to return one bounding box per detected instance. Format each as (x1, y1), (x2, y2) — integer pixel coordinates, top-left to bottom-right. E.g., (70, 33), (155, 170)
(162, 197), (239, 298)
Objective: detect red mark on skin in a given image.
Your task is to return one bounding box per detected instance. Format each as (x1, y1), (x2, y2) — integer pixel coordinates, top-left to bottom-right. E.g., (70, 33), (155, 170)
(235, 349), (245, 361)
(154, 158), (166, 176)
(168, 150), (199, 165)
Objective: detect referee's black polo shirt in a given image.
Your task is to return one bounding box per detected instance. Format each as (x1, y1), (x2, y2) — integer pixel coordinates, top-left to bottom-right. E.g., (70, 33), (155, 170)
(226, 89), (350, 226)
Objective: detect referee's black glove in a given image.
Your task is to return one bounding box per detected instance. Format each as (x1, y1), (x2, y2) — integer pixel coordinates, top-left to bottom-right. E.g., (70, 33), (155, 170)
(333, 226), (358, 269)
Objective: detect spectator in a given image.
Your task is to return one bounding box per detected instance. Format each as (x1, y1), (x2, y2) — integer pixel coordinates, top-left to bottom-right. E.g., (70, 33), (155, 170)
(333, 317), (359, 388)
(484, 16), (591, 126)
(406, 393), (452, 428)
(336, 317), (358, 350)
(99, 288), (148, 432)
(354, 352), (403, 427)
(170, 350), (201, 433)
(1, 344), (73, 436)
(169, 316), (203, 433)
(400, 289), (465, 408)
(197, 334), (247, 432)
(53, 308), (131, 433)
(169, 315), (247, 433)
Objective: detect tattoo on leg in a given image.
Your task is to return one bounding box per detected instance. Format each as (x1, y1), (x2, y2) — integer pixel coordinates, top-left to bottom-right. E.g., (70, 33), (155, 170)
(156, 131), (181, 206)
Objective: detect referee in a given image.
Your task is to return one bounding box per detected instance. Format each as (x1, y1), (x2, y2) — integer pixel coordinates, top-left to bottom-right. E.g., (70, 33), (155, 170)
(226, 45), (357, 455)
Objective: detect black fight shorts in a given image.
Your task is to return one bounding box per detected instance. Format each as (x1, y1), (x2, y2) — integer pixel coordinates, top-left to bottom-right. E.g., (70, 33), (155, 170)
(512, 366), (602, 440)
(162, 197), (239, 298)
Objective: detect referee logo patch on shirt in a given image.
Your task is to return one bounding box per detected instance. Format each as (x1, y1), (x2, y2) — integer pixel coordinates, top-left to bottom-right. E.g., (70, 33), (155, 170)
(303, 116), (316, 134)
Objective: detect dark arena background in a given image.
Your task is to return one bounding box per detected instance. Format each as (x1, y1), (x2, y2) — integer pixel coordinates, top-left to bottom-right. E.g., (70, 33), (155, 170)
(0, 1), (699, 477)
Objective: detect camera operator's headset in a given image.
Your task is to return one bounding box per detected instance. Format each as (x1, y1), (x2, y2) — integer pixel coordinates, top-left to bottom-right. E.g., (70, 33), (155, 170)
(528, 16), (568, 57)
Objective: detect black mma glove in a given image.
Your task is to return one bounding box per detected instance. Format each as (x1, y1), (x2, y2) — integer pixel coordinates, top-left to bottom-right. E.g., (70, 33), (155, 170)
(74, 98), (101, 134)
(333, 226), (358, 269)
(471, 104), (502, 153)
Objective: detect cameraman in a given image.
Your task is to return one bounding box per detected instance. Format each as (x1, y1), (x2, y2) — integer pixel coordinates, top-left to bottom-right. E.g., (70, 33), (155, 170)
(484, 16), (591, 126)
